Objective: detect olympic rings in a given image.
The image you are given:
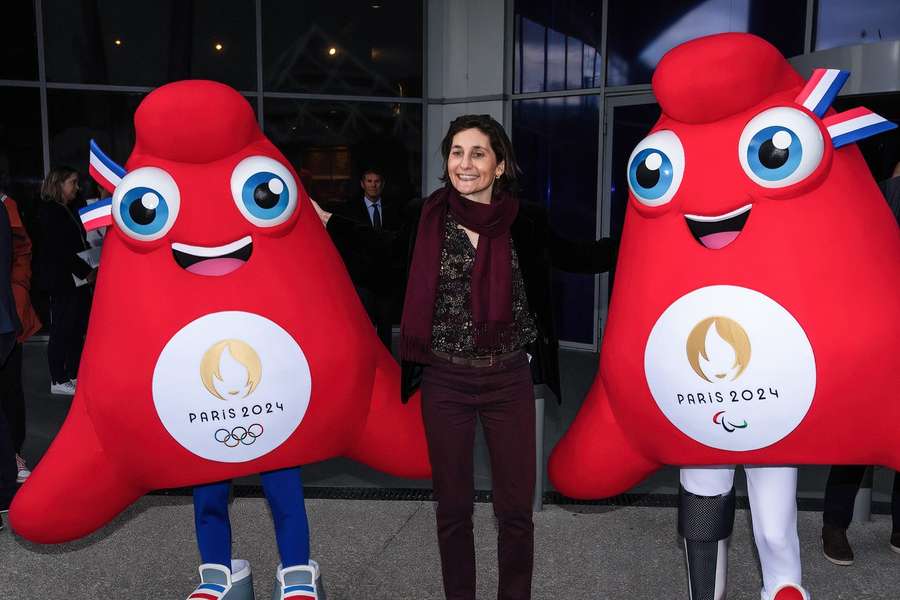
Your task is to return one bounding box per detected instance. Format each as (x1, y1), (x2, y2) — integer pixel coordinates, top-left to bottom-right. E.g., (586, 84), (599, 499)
(214, 423), (265, 447)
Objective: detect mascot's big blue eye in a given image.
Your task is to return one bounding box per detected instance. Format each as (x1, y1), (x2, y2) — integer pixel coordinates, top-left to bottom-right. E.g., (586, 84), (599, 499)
(626, 130), (685, 208)
(120, 187), (169, 235)
(111, 167), (180, 241)
(241, 172), (290, 220)
(745, 126), (802, 182)
(231, 156), (298, 227)
(739, 107), (824, 189)
(629, 149), (674, 200)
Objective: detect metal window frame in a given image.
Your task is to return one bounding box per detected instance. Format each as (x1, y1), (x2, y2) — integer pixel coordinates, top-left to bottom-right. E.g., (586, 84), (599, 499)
(6, 0), (427, 186)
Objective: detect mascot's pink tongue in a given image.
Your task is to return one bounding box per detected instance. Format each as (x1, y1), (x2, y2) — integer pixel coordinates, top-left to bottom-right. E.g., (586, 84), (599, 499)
(186, 258), (245, 276)
(699, 231), (741, 249)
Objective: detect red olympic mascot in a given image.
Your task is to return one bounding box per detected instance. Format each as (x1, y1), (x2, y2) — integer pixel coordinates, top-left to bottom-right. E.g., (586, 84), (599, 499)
(10, 80), (430, 600)
(549, 33), (899, 600)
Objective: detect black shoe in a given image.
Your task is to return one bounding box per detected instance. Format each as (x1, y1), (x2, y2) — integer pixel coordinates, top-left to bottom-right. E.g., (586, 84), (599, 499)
(890, 531), (900, 555)
(823, 525), (854, 565)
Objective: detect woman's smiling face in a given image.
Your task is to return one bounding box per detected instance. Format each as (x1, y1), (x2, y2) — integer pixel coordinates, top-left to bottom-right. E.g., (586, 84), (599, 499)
(447, 127), (505, 203)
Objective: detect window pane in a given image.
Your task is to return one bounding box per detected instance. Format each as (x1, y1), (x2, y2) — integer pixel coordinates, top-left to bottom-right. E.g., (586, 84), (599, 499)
(513, 96), (600, 345)
(606, 0), (806, 86)
(263, 100), (422, 208)
(0, 87), (43, 209)
(47, 89), (257, 176)
(43, 0), (256, 89)
(514, 0), (603, 93)
(1, 1), (38, 80)
(262, 0), (423, 97)
(815, 0), (900, 50)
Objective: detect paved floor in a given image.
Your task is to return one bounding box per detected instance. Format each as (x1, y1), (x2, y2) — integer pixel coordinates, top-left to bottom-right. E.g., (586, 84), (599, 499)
(7, 340), (899, 599)
(2, 496), (898, 599)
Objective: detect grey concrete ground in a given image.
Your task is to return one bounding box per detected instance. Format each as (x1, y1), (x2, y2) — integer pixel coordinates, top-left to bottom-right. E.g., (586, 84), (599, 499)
(6, 340), (899, 599)
(2, 496), (899, 599)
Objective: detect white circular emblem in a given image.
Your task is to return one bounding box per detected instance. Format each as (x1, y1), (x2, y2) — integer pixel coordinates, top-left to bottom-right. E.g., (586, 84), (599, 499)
(644, 285), (816, 451)
(153, 311), (311, 463)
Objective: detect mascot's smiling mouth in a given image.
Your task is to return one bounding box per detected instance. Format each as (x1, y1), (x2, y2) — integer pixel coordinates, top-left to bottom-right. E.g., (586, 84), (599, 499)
(172, 236), (253, 276)
(684, 204), (752, 250)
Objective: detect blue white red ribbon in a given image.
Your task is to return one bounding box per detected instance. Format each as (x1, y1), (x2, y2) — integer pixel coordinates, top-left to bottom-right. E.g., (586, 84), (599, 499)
(78, 198), (113, 231)
(794, 68), (849, 118)
(88, 139), (126, 193)
(824, 106), (897, 149)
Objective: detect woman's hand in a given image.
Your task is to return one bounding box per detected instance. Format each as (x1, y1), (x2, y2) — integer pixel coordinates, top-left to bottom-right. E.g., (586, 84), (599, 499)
(310, 199), (332, 227)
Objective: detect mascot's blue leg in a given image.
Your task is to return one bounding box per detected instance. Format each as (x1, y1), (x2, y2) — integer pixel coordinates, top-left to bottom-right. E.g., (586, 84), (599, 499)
(261, 467), (311, 567)
(262, 467), (326, 600)
(189, 480), (255, 599)
(194, 479), (233, 567)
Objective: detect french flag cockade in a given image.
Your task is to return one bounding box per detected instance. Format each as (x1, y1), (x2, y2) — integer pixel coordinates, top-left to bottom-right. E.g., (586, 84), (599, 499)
(794, 68), (897, 148)
(79, 198), (112, 231)
(88, 139), (126, 194)
(824, 106), (897, 149)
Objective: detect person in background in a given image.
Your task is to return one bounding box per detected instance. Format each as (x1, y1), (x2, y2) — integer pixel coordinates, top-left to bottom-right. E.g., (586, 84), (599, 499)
(822, 159), (900, 565)
(0, 203), (23, 530)
(330, 167), (406, 350)
(0, 186), (41, 482)
(36, 167), (95, 396)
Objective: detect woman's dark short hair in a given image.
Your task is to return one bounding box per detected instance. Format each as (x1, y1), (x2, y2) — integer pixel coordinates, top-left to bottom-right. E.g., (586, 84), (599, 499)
(440, 114), (520, 194)
(40, 166), (79, 203)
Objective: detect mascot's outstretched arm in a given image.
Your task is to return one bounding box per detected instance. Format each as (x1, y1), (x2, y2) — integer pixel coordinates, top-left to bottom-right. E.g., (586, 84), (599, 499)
(344, 343), (431, 480)
(10, 391), (143, 543)
(549, 375), (659, 499)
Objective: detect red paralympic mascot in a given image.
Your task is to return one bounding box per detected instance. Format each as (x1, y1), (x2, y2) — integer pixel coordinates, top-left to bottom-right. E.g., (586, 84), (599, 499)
(10, 80), (430, 600)
(549, 33), (899, 600)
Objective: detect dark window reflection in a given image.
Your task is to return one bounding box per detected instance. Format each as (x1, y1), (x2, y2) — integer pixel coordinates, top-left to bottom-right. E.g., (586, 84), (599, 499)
(0, 87), (44, 211)
(815, 0), (900, 50)
(608, 102), (660, 301)
(43, 0), (256, 89)
(264, 99), (422, 208)
(1, 1), (38, 80)
(47, 89), (257, 178)
(606, 0), (805, 86)
(513, 96), (600, 345)
(262, 0), (423, 97)
(514, 0), (603, 93)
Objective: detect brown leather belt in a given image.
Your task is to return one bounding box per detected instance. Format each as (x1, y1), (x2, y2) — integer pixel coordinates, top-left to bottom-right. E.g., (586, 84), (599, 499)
(431, 349), (523, 368)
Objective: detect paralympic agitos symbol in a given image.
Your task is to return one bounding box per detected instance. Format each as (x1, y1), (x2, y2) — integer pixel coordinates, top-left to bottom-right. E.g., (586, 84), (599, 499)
(713, 411), (748, 433)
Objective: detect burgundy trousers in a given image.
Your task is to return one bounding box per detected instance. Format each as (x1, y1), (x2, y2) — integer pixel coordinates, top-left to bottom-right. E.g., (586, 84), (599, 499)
(421, 352), (536, 600)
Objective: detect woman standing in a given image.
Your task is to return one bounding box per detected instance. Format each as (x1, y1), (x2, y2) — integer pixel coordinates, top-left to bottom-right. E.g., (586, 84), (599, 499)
(399, 114), (617, 600)
(38, 167), (95, 395)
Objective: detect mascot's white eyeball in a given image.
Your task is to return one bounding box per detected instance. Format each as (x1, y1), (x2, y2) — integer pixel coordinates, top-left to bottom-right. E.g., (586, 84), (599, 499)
(627, 130), (685, 207)
(738, 106), (824, 189)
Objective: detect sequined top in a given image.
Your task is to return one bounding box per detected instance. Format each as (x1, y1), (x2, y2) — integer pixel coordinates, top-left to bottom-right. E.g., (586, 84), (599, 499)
(430, 214), (537, 356)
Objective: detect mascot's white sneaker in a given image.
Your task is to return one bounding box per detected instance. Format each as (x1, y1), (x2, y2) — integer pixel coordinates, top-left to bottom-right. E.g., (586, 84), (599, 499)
(271, 560), (325, 600)
(764, 583), (809, 600)
(186, 560), (254, 600)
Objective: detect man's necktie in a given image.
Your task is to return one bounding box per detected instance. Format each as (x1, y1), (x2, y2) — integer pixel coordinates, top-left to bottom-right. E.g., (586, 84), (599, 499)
(372, 203), (382, 230)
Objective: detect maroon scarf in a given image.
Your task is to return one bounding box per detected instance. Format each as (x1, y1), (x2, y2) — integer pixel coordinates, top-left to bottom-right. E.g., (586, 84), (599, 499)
(400, 186), (519, 363)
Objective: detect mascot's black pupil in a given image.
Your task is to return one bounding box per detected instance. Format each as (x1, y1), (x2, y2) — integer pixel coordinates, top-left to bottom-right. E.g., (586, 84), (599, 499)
(636, 159), (660, 189)
(129, 197), (157, 225)
(254, 180), (280, 209)
(759, 138), (790, 169)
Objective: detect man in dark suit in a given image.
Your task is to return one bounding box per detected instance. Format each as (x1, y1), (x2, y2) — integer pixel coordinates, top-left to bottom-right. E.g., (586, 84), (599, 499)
(330, 167), (406, 350)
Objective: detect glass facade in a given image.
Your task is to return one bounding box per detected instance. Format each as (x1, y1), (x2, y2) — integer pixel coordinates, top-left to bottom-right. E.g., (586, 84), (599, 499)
(606, 0), (806, 86)
(513, 96), (601, 345)
(815, 0), (900, 50)
(0, 0), (424, 237)
(262, 0), (423, 97)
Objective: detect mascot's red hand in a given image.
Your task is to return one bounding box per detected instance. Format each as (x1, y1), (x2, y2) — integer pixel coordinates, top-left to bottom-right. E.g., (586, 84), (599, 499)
(11, 80), (430, 543)
(549, 33), (900, 500)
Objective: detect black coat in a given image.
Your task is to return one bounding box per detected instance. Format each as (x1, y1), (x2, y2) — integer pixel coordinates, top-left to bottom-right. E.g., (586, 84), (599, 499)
(327, 197), (617, 403)
(329, 196), (406, 294)
(400, 199), (616, 403)
(36, 201), (92, 294)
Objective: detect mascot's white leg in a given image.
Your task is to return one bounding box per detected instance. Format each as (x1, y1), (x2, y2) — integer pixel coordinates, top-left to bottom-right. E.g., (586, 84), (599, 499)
(745, 466), (809, 600)
(679, 467), (737, 600)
